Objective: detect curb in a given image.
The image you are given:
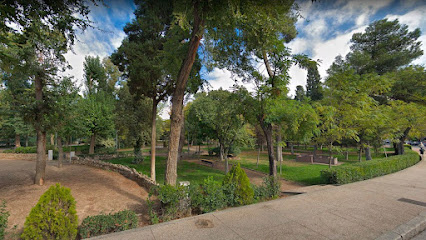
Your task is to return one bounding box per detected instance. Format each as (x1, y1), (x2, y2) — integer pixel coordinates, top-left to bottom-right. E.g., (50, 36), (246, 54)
(375, 211), (426, 240)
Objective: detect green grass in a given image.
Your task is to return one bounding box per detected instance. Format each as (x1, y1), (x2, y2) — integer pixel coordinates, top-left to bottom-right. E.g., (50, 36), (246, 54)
(106, 156), (225, 185)
(229, 151), (330, 185)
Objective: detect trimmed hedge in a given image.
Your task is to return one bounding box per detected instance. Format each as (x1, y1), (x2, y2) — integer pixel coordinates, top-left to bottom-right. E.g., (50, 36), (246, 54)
(79, 210), (138, 239)
(321, 150), (420, 184)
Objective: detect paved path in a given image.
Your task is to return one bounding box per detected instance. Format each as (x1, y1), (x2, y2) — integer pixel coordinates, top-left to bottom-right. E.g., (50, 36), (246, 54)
(94, 150), (426, 240)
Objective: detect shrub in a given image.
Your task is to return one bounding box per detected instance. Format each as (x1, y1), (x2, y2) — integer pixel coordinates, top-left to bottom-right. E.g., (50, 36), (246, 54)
(4, 146), (37, 153)
(0, 201), (9, 240)
(208, 146), (241, 157)
(190, 177), (226, 213)
(150, 184), (189, 221)
(79, 210), (138, 238)
(223, 164), (254, 205)
(253, 176), (281, 201)
(321, 150), (420, 184)
(21, 184), (78, 240)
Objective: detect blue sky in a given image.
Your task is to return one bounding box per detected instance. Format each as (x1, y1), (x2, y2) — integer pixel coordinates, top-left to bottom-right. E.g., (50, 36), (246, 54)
(64, 0), (426, 99)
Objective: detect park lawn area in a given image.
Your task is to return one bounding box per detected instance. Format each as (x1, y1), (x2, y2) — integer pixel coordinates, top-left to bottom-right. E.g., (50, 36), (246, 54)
(106, 156), (225, 185)
(229, 151), (330, 185)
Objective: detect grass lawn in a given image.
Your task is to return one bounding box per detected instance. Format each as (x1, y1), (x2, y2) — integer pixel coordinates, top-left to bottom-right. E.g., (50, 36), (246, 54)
(229, 151), (330, 185)
(106, 156), (225, 185)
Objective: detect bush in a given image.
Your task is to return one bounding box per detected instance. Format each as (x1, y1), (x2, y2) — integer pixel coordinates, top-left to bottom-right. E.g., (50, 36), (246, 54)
(321, 150), (420, 184)
(150, 184), (189, 222)
(190, 177), (227, 213)
(21, 184), (78, 240)
(404, 144), (412, 150)
(253, 176), (281, 201)
(0, 201), (9, 240)
(208, 146), (241, 157)
(223, 164), (254, 205)
(79, 210), (138, 238)
(4, 146), (37, 153)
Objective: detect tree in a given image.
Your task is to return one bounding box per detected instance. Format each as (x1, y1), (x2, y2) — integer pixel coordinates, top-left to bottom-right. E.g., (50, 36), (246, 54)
(348, 18), (422, 75)
(115, 82), (152, 164)
(0, 0), (93, 185)
(187, 90), (248, 173)
(112, 0), (204, 182)
(387, 66), (426, 105)
(306, 64), (323, 101)
(79, 92), (115, 155)
(48, 77), (80, 167)
(294, 85), (306, 101)
(203, 0), (300, 177)
(82, 56), (115, 154)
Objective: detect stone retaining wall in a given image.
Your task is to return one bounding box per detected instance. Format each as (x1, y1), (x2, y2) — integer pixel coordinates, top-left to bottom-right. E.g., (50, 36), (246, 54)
(72, 156), (158, 191)
(0, 153), (40, 161)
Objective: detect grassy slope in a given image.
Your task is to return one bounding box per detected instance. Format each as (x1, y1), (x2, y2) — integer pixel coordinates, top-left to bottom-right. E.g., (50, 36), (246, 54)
(107, 156), (225, 185)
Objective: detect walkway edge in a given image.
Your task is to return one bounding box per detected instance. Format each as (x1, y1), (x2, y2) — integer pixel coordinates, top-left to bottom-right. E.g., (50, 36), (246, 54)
(375, 211), (426, 240)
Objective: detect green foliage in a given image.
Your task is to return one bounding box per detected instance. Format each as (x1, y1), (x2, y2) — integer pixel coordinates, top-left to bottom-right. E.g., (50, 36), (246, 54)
(223, 164), (254, 205)
(79, 210), (138, 239)
(21, 184), (78, 240)
(208, 146), (241, 157)
(321, 150), (420, 184)
(150, 184), (189, 221)
(349, 18), (422, 75)
(4, 146), (36, 153)
(0, 201), (9, 240)
(190, 177), (227, 213)
(253, 176), (281, 201)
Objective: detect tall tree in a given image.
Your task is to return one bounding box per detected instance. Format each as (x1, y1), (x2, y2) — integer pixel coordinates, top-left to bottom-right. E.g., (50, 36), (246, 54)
(294, 85), (306, 101)
(348, 18), (422, 75)
(0, 0), (93, 185)
(113, 0), (203, 183)
(115, 82), (152, 164)
(187, 90), (248, 173)
(306, 64), (323, 101)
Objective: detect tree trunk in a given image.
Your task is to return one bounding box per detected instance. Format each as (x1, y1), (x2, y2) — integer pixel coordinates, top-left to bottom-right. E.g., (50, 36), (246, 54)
(276, 126), (282, 162)
(178, 106), (185, 162)
(89, 133), (96, 154)
(25, 134), (28, 147)
(290, 142), (294, 155)
(261, 122), (276, 177)
(358, 146), (363, 162)
(328, 142), (333, 169)
(257, 146), (260, 168)
(365, 145), (372, 160)
(15, 134), (21, 148)
(384, 146), (388, 158)
(57, 136), (63, 168)
(133, 137), (143, 164)
(34, 73), (47, 186)
(313, 144), (317, 161)
(50, 134), (54, 146)
(151, 101), (157, 181)
(395, 127), (411, 155)
(224, 146), (229, 174)
(219, 143), (224, 161)
(165, 3), (204, 185)
(34, 130), (46, 185)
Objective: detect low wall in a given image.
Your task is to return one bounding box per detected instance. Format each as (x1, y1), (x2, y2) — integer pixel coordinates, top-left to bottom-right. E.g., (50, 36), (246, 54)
(0, 153), (40, 161)
(296, 154), (338, 165)
(72, 156), (158, 191)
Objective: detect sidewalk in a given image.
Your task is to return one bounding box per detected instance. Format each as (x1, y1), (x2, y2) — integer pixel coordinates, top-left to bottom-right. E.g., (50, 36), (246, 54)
(93, 151), (426, 240)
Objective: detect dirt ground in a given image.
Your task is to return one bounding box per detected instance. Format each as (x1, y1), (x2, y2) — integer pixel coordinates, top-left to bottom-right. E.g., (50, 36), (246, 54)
(0, 158), (150, 234)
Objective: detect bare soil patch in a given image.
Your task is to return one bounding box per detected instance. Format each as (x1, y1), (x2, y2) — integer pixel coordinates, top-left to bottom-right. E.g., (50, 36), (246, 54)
(0, 158), (150, 234)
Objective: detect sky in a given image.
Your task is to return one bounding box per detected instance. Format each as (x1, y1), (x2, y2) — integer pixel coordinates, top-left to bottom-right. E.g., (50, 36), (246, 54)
(63, 0), (426, 116)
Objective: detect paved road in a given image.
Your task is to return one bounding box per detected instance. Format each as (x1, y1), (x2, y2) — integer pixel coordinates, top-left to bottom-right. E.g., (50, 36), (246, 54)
(93, 150), (426, 240)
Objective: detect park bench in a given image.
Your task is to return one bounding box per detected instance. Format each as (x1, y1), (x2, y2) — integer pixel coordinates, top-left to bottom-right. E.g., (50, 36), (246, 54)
(200, 159), (214, 167)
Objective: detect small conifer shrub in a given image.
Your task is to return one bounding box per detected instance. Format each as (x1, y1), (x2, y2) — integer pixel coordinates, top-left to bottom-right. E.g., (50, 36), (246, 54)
(21, 184), (78, 240)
